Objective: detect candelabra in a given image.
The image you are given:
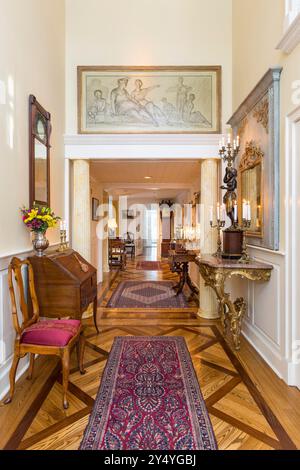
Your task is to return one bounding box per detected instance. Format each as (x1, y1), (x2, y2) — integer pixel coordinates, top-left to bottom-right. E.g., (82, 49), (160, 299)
(210, 219), (225, 258)
(219, 135), (240, 168)
(238, 219), (251, 264)
(57, 221), (68, 252)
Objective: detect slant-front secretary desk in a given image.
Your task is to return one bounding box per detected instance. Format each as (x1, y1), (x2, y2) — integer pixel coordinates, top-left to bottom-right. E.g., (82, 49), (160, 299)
(28, 249), (99, 333)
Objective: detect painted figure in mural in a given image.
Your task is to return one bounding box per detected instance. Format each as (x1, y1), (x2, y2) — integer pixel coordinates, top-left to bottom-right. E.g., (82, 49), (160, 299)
(131, 79), (167, 125)
(88, 89), (107, 123)
(161, 97), (177, 122)
(183, 93), (211, 126)
(221, 166), (238, 226)
(168, 76), (192, 120)
(110, 78), (156, 125)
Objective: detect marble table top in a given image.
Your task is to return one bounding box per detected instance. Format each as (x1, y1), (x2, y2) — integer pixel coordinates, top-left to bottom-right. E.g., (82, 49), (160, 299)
(195, 254), (273, 271)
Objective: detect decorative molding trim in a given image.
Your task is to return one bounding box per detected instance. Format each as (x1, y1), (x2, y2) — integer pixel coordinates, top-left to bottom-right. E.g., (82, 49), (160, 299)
(0, 243), (60, 271)
(277, 12), (300, 54)
(64, 133), (221, 146)
(239, 141), (264, 172)
(64, 133), (222, 160)
(227, 68), (282, 128)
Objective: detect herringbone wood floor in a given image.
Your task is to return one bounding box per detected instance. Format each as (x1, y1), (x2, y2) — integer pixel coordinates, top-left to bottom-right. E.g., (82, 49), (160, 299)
(1, 249), (299, 450)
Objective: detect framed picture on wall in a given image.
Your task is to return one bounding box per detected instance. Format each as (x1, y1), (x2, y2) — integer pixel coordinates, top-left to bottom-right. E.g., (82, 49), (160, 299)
(92, 198), (99, 221)
(78, 66), (221, 134)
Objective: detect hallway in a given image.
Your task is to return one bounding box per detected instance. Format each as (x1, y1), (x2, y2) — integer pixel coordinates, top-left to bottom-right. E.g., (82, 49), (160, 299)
(1, 252), (300, 450)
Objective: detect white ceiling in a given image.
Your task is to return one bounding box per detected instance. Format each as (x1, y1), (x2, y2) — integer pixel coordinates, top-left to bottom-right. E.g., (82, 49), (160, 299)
(90, 160), (201, 184)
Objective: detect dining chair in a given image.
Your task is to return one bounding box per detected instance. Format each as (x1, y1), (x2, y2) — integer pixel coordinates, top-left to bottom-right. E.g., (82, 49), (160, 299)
(4, 257), (86, 409)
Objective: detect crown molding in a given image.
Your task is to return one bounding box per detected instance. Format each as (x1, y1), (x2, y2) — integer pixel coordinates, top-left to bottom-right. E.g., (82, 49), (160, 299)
(277, 13), (300, 54)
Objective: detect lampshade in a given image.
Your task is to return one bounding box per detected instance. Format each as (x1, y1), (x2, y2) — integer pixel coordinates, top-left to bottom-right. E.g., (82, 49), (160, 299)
(108, 218), (118, 230)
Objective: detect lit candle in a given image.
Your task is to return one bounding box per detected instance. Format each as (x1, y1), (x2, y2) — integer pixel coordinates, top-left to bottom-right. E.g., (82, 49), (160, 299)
(247, 201), (251, 221)
(222, 204), (226, 222)
(221, 136), (225, 148)
(237, 135), (240, 146)
(60, 220), (63, 231)
(242, 200), (247, 220)
(209, 206), (213, 223)
(217, 203), (220, 221)
(234, 201), (238, 222)
(227, 133), (231, 145)
(233, 139), (236, 150)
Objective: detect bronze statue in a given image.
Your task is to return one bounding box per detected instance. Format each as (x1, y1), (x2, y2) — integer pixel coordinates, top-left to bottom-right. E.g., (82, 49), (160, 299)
(221, 167), (237, 226)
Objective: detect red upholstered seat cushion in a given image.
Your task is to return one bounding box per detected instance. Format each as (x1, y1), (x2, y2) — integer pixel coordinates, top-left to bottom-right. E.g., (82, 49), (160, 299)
(21, 319), (81, 347)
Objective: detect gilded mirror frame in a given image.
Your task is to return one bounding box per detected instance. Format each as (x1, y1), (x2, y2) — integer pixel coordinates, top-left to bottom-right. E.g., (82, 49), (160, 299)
(238, 141), (264, 238)
(29, 95), (51, 207)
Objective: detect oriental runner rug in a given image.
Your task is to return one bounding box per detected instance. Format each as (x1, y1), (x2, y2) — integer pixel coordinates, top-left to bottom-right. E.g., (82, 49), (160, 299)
(80, 336), (217, 450)
(136, 261), (162, 271)
(106, 281), (188, 308)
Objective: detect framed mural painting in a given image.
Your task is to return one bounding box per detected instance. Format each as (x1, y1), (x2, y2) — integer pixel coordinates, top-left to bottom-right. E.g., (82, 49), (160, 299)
(77, 66), (221, 134)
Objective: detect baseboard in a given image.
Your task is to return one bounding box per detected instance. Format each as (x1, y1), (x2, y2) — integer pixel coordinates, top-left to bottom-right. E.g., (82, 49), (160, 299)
(0, 354), (29, 401)
(242, 321), (285, 381)
(288, 362), (300, 389)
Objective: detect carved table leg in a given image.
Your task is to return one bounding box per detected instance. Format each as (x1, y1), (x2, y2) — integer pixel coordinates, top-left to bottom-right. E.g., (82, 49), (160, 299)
(186, 271), (199, 299)
(230, 297), (246, 350)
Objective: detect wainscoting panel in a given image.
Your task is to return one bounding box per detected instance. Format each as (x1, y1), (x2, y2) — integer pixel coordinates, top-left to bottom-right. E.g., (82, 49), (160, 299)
(240, 247), (287, 380)
(0, 266), (29, 400)
(0, 245), (59, 400)
(252, 260), (281, 347)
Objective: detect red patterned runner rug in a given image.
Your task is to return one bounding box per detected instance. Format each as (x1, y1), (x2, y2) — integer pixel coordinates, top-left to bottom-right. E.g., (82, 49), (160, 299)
(136, 261), (162, 271)
(80, 336), (217, 450)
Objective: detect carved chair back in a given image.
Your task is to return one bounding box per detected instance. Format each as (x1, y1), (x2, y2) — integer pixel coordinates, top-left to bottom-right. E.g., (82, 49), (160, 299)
(8, 257), (40, 338)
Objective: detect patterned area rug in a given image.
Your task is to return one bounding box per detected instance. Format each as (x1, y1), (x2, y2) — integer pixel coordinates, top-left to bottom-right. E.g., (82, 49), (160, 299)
(80, 336), (217, 450)
(106, 281), (188, 308)
(136, 261), (162, 271)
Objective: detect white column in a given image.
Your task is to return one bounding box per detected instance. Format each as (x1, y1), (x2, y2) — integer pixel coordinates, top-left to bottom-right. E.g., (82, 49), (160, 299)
(198, 158), (219, 319)
(72, 160), (91, 262)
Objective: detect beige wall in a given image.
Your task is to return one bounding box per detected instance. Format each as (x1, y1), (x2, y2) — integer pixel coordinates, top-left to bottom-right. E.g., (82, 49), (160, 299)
(65, 0), (233, 133)
(0, 0), (65, 256)
(232, 0), (300, 384)
(232, 0), (300, 250)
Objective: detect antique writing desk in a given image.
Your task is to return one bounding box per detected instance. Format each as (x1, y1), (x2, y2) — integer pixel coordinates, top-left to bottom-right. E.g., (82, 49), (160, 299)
(168, 250), (199, 300)
(195, 255), (273, 350)
(28, 249), (99, 333)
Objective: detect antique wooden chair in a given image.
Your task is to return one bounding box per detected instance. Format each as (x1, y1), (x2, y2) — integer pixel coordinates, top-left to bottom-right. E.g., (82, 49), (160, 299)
(109, 239), (127, 270)
(4, 257), (86, 409)
(124, 232), (136, 259)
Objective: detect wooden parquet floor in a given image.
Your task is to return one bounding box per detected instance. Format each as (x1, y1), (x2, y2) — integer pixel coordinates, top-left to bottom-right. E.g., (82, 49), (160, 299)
(1, 250), (299, 450)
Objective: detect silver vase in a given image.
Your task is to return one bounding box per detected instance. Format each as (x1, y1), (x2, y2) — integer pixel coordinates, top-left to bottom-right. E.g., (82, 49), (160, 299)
(32, 231), (49, 257)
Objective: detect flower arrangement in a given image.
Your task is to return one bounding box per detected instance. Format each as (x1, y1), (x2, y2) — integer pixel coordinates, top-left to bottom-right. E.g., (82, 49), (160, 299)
(21, 205), (60, 233)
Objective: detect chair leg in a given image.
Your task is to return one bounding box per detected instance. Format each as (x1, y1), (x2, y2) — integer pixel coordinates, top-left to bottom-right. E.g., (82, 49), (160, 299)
(27, 353), (35, 380)
(4, 353), (20, 404)
(61, 349), (70, 410)
(77, 333), (86, 375)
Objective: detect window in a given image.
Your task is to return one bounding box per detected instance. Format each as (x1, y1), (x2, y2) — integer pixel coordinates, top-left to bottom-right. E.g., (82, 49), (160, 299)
(285, 0), (300, 29)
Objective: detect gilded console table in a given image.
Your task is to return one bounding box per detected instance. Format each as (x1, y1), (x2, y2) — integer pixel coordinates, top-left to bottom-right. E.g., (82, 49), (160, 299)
(195, 255), (273, 350)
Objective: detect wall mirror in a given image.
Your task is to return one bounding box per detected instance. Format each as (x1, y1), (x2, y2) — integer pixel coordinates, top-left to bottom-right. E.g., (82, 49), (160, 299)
(29, 95), (51, 207)
(238, 141), (264, 237)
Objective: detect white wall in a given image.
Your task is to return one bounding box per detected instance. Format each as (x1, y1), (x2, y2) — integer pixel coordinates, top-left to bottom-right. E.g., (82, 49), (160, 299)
(65, 0), (233, 134)
(0, 0), (65, 399)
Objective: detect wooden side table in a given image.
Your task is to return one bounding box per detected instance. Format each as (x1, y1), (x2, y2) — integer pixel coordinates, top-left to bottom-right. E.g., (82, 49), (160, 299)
(168, 250), (200, 300)
(195, 255), (273, 350)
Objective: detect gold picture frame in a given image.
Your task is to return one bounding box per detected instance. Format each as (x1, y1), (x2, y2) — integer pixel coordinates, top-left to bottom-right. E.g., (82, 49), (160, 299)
(78, 66), (221, 134)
